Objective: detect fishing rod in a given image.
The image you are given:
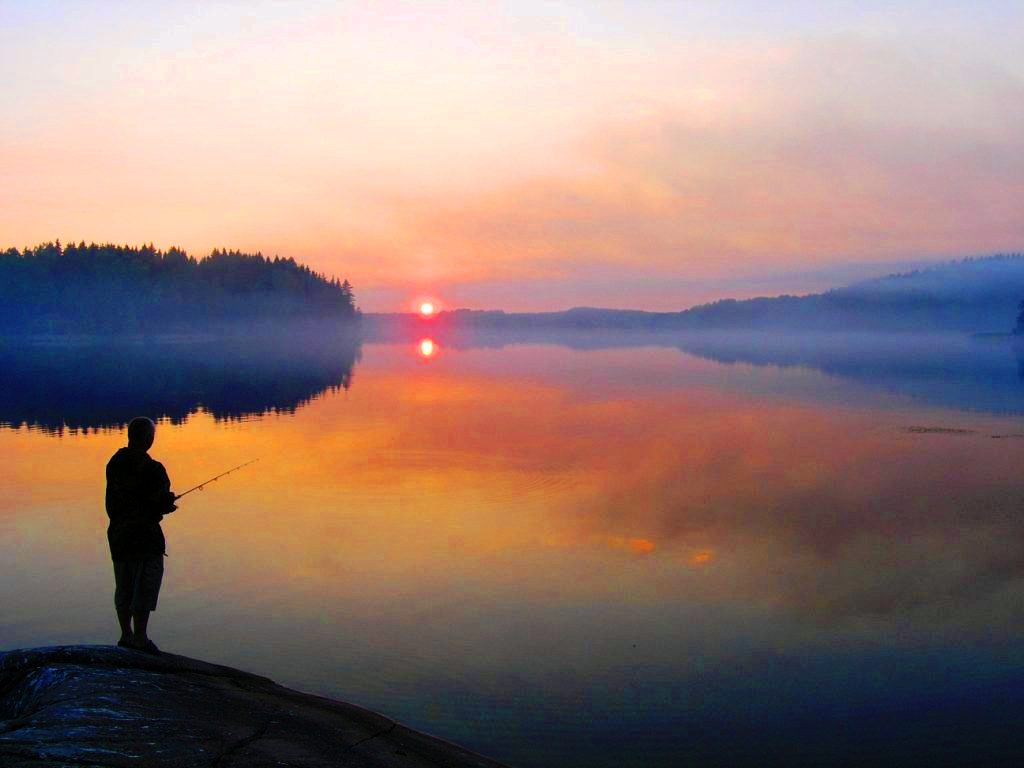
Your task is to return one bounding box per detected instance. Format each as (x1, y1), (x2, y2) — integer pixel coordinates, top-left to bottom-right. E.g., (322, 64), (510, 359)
(174, 459), (259, 501)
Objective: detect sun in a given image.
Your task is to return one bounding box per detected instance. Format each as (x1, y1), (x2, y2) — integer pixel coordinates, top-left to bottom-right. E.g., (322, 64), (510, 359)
(419, 302), (435, 316)
(419, 339), (436, 357)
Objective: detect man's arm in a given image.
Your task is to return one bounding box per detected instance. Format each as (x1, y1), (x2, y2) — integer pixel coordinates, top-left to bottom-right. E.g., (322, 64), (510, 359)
(145, 461), (178, 519)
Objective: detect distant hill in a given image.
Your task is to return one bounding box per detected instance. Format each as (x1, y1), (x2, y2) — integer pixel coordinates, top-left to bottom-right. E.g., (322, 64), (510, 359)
(368, 253), (1024, 335)
(0, 241), (359, 334)
(673, 254), (1024, 331)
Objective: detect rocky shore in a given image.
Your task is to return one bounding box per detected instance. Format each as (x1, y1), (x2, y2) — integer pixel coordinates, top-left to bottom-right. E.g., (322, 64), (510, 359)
(0, 645), (508, 767)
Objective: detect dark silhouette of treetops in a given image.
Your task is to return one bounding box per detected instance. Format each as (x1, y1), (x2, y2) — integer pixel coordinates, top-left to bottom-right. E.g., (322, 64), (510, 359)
(0, 241), (358, 333)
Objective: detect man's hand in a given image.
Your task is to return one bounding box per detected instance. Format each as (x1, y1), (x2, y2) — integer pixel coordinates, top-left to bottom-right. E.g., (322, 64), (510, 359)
(159, 490), (178, 514)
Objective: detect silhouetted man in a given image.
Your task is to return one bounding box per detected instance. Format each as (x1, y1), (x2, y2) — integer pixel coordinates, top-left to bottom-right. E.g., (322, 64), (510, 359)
(105, 416), (176, 655)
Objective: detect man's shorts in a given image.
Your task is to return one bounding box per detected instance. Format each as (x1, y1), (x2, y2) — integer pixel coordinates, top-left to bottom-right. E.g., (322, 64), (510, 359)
(113, 556), (164, 612)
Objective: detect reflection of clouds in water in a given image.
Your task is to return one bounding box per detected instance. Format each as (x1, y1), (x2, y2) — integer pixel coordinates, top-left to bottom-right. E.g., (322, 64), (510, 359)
(607, 536), (656, 555)
(7, 339), (1024, 640)
(689, 549), (714, 566)
(340, 344), (1024, 636)
(6, 339), (1024, 767)
(574, 401), (1024, 629)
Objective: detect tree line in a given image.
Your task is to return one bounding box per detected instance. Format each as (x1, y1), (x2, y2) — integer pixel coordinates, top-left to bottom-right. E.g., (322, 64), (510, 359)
(0, 241), (358, 333)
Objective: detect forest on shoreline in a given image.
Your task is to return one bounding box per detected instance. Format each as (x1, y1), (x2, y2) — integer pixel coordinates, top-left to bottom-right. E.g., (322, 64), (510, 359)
(0, 241), (358, 334)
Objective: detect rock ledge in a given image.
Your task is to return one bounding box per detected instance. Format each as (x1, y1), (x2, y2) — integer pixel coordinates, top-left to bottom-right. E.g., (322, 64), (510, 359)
(0, 645), (508, 768)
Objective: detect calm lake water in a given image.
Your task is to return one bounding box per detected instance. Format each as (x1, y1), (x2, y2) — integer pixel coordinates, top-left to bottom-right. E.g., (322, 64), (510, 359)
(2, 331), (1024, 766)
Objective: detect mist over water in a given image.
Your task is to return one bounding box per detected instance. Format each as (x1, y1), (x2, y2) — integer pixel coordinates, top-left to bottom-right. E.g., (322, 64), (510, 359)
(2, 331), (1024, 766)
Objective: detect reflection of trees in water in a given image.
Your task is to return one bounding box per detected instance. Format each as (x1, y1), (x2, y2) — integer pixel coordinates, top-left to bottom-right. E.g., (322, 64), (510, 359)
(0, 332), (361, 434)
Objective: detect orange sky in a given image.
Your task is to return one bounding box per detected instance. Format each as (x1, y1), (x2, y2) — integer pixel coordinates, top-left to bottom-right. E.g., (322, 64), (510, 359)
(2, 2), (1023, 310)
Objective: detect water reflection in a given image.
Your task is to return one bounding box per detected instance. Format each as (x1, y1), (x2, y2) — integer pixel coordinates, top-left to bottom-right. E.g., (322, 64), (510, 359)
(0, 330), (361, 434)
(3, 336), (1024, 766)
(419, 338), (437, 359)
(369, 326), (1024, 415)
(675, 331), (1024, 415)
(9, 330), (1024, 435)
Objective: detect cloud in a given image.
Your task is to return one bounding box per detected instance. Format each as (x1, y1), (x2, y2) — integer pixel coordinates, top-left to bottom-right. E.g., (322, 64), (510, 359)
(3, 18), (1023, 310)
(362, 38), (1024, 307)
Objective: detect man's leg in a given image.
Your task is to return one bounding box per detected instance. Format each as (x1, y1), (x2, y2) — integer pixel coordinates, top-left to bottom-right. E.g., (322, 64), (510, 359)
(117, 608), (133, 644)
(113, 561), (134, 645)
(129, 556), (163, 653)
(131, 610), (150, 643)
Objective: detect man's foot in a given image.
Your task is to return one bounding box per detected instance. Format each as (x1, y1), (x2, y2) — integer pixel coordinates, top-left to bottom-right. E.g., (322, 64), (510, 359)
(132, 638), (161, 656)
(117, 636), (133, 648)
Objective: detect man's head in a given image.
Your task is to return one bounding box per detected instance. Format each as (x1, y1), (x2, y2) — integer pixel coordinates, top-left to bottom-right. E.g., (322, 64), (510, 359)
(127, 417), (156, 451)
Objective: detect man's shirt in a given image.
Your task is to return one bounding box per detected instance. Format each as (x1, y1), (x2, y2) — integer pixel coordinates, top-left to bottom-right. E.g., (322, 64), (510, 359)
(105, 447), (175, 561)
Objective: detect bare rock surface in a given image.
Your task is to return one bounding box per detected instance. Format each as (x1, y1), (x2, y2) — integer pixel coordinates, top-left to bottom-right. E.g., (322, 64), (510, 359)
(0, 645), (509, 768)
